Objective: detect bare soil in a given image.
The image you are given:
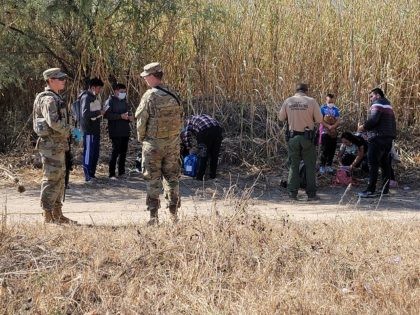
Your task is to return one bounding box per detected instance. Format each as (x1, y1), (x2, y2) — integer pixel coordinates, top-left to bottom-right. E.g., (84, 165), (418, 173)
(1, 165), (419, 225)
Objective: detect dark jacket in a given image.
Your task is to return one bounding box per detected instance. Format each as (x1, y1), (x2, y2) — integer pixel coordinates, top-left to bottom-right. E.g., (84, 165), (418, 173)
(364, 97), (396, 140)
(104, 96), (130, 138)
(80, 91), (102, 135)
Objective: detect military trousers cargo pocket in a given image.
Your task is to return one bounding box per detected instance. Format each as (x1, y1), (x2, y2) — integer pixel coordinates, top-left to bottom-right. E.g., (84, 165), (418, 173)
(38, 137), (66, 156)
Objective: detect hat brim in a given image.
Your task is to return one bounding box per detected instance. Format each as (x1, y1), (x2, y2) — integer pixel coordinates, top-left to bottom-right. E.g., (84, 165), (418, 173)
(140, 71), (150, 77)
(51, 71), (67, 79)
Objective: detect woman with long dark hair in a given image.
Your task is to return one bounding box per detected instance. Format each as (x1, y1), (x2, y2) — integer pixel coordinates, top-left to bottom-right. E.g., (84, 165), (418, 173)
(338, 132), (368, 172)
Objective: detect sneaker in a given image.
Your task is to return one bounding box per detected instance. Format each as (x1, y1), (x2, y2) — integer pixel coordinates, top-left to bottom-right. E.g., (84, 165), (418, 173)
(389, 180), (398, 188)
(319, 166), (326, 174)
(307, 195), (320, 201)
(109, 176), (118, 180)
(357, 190), (378, 198)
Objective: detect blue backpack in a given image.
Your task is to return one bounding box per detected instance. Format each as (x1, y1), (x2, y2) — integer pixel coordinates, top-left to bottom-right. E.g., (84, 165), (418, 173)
(183, 154), (198, 177)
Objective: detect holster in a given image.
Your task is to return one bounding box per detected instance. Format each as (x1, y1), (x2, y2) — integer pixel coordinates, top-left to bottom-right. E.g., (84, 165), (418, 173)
(285, 129), (290, 142)
(304, 128), (315, 141)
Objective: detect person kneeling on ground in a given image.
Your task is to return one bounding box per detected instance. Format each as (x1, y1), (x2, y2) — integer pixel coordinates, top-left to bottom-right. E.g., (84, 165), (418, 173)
(338, 132), (369, 173)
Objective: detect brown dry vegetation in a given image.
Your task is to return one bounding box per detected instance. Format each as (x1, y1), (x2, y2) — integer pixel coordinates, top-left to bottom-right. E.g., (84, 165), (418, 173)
(1, 1), (419, 313)
(1, 0), (419, 164)
(0, 213), (419, 314)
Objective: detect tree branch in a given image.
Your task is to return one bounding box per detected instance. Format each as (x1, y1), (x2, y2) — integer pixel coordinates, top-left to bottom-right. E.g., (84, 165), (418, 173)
(0, 21), (73, 77)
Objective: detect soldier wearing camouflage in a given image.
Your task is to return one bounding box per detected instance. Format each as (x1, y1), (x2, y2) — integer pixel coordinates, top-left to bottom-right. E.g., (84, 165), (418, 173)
(33, 68), (76, 224)
(135, 62), (183, 225)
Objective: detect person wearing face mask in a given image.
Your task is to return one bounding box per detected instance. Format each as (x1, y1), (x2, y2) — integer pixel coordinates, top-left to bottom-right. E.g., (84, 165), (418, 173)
(319, 93), (341, 174)
(80, 77), (105, 182)
(104, 83), (133, 179)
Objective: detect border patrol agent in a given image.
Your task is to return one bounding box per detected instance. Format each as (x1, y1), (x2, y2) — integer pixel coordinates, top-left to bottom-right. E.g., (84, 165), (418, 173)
(135, 63), (184, 225)
(279, 83), (323, 201)
(33, 68), (77, 224)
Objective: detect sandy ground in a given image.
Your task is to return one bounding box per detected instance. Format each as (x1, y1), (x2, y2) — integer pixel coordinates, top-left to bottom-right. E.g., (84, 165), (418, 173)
(1, 165), (419, 226)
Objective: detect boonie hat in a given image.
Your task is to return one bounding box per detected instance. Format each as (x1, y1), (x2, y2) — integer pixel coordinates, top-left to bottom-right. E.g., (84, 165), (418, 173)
(43, 68), (67, 80)
(140, 62), (163, 77)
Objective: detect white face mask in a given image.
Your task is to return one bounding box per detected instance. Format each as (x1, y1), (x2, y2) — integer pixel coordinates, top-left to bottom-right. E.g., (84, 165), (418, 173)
(118, 92), (126, 100)
(327, 103), (334, 108)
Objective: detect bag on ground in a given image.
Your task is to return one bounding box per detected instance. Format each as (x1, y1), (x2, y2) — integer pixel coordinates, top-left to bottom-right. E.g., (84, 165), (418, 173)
(183, 154), (198, 177)
(334, 166), (352, 186)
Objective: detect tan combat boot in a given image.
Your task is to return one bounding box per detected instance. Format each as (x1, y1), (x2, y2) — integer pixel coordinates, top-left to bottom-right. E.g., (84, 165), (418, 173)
(43, 210), (54, 223)
(52, 208), (78, 225)
(147, 209), (159, 226)
(169, 205), (179, 223)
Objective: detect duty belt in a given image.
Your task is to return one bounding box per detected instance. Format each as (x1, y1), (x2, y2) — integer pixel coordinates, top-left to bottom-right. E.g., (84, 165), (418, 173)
(290, 130), (305, 137)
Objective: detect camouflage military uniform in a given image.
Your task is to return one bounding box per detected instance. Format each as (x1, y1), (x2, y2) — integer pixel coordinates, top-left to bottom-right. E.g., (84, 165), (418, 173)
(33, 87), (70, 221)
(135, 84), (183, 222)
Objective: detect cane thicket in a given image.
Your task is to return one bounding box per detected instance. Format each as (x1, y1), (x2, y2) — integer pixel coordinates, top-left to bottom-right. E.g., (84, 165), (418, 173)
(0, 0), (418, 163)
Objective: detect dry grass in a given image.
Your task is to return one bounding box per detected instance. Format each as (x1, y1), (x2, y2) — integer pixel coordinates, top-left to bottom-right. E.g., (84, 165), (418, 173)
(0, 213), (419, 314)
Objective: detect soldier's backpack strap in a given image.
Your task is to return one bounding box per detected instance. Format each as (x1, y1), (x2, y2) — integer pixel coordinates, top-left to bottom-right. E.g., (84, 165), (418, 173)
(33, 90), (58, 115)
(34, 90), (55, 103)
(33, 90), (61, 137)
(154, 86), (181, 106)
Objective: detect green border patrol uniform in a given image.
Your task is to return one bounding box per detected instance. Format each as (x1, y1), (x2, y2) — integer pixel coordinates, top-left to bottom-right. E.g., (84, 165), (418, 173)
(279, 85), (323, 200)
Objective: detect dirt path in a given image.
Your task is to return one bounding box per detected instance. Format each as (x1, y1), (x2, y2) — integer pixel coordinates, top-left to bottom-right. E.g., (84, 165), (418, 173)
(1, 167), (419, 225)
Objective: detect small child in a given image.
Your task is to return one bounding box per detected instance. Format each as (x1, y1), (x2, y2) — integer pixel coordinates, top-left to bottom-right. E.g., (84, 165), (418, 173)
(319, 94), (340, 174)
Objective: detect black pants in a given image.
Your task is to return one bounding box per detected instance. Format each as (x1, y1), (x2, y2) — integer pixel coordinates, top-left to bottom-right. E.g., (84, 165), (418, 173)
(342, 153), (369, 173)
(367, 136), (393, 193)
(196, 126), (223, 180)
(320, 133), (337, 166)
(109, 137), (129, 177)
(341, 153), (356, 166)
(389, 154), (396, 181)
